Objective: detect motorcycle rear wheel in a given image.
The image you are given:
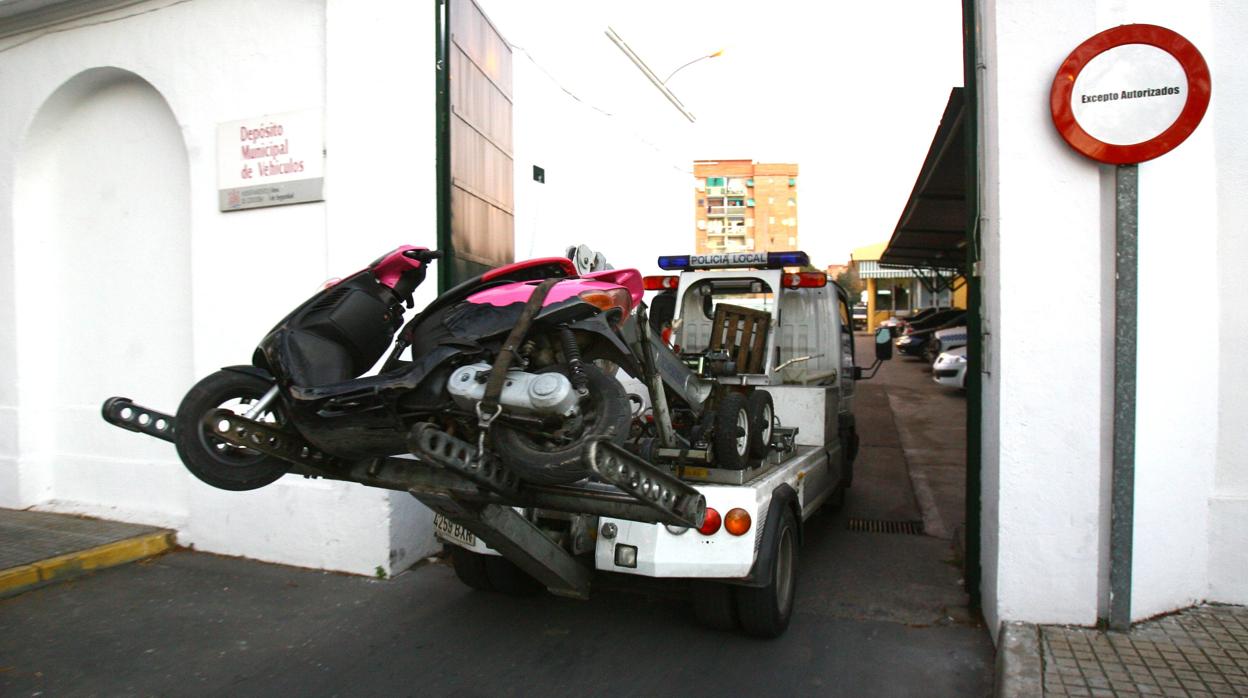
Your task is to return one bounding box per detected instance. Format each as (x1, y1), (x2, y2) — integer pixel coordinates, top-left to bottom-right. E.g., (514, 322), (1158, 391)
(493, 363), (630, 485)
(174, 370), (289, 491)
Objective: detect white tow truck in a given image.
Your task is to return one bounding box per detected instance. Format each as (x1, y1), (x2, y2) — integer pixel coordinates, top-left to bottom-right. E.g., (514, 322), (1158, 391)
(436, 250), (893, 637)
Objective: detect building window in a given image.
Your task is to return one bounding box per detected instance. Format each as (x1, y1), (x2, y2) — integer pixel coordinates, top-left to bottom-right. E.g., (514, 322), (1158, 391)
(768, 197), (774, 204)
(787, 198), (795, 207)
(746, 198), (755, 207)
(698, 198), (705, 206)
(707, 177), (725, 187)
(788, 178), (796, 186)
(768, 217), (776, 224)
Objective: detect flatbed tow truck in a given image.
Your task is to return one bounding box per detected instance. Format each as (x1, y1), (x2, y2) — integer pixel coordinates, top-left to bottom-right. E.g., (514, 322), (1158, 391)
(432, 250), (892, 637)
(101, 249), (891, 638)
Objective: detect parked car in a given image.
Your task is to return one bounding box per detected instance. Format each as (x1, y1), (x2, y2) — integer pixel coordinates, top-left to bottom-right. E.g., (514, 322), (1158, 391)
(881, 307), (944, 337)
(895, 309), (966, 357)
(923, 324), (968, 364)
(852, 304), (868, 331)
(932, 345), (968, 389)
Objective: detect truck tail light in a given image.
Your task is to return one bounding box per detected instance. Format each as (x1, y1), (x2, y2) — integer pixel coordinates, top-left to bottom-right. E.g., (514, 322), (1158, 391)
(724, 508), (752, 536)
(642, 275), (679, 290)
(698, 507), (721, 535)
(781, 272), (828, 288)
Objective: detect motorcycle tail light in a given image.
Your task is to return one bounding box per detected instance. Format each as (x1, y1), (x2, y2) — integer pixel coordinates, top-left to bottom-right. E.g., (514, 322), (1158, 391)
(578, 288), (633, 315)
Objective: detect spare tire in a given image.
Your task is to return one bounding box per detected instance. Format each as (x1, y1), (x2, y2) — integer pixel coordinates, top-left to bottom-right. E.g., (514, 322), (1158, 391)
(493, 363), (630, 485)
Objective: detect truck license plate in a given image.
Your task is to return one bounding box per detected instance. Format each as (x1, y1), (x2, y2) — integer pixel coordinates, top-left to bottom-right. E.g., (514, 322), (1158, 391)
(434, 514), (477, 547)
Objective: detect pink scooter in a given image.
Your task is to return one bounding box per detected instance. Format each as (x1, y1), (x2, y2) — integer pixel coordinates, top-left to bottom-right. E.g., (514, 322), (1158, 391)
(117, 246), (648, 490)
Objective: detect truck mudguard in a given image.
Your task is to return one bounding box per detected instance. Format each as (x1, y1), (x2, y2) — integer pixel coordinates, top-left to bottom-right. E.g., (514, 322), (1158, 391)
(740, 483), (801, 588)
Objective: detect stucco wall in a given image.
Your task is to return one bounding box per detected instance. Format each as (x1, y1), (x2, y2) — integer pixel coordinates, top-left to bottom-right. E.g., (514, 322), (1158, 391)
(0, 0), (440, 575)
(1208, 1), (1248, 605)
(981, 0), (1240, 630)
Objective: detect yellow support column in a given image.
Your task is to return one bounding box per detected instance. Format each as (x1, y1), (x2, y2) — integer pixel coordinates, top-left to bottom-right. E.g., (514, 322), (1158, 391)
(866, 278), (877, 333)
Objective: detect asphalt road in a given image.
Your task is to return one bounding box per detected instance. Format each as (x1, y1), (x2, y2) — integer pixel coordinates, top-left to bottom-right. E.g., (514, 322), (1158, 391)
(0, 339), (991, 697)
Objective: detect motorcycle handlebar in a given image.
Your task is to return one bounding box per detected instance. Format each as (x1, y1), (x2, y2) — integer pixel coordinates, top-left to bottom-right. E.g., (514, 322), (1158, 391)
(403, 249), (443, 264)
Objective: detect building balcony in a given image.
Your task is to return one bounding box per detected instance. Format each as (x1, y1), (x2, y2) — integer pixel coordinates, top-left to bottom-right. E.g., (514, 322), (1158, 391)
(707, 206), (747, 218)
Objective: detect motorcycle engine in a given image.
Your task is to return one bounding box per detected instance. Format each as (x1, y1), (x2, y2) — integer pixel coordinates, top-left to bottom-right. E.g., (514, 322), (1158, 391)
(446, 363), (580, 418)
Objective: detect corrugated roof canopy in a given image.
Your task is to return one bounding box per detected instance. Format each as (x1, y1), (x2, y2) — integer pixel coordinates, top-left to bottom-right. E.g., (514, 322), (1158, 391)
(880, 87), (967, 272)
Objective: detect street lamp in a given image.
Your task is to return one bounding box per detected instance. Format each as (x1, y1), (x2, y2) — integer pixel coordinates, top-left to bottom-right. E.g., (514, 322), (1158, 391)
(663, 49), (724, 84)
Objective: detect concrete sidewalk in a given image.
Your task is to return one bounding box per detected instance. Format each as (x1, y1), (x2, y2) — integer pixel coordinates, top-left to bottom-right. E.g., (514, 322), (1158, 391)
(0, 509), (173, 598)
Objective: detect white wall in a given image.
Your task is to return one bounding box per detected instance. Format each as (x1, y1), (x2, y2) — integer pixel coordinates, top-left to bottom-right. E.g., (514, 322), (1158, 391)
(981, 0), (1239, 630)
(1209, 1), (1248, 605)
(0, 0), (438, 576)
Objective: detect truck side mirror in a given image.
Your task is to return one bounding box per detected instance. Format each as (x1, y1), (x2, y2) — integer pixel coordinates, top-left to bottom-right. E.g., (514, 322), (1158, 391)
(874, 327), (893, 361)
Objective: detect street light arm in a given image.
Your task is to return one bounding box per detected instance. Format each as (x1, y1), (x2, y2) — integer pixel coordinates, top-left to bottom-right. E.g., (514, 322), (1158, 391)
(662, 49), (723, 84)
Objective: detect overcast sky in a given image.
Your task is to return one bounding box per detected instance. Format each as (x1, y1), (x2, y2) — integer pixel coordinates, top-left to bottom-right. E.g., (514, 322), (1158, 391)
(478, 0), (965, 268)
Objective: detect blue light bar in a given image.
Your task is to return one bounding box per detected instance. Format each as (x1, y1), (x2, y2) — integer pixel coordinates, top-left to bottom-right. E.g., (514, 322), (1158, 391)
(767, 251), (810, 267)
(658, 251), (810, 270)
(657, 255), (691, 270)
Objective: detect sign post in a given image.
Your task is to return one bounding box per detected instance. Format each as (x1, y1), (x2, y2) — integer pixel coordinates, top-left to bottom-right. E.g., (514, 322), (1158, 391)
(1050, 24), (1210, 631)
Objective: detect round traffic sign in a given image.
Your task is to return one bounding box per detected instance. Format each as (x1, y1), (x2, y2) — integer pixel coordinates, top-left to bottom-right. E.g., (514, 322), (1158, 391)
(1051, 24), (1211, 164)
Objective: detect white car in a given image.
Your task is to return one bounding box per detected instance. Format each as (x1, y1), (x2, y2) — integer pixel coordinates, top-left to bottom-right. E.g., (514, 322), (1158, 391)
(932, 345), (968, 389)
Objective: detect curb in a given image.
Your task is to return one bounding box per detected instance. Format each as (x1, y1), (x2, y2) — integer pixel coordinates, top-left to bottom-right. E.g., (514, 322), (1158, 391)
(995, 621), (1044, 697)
(0, 530), (175, 598)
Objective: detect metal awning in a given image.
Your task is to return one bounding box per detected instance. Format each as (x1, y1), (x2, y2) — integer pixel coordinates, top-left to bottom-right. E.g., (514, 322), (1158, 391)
(880, 87), (967, 271)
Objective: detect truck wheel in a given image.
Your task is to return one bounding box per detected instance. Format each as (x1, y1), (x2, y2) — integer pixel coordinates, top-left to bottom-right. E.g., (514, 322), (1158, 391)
(483, 555), (543, 596)
(712, 393), (751, 470)
(746, 390), (774, 459)
(449, 545), (493, 591)
(691, 581), (738, 631)
(174, 370), (288, 491)
(735, 507), (798, 638)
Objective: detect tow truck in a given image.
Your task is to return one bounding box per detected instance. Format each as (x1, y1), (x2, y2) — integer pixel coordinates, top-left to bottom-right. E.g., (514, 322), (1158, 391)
(101, 248), (892, 638)
(434, 250), (892, 637)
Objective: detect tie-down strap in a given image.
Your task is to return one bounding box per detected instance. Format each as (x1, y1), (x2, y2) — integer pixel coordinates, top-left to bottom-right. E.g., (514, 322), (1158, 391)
(480, 277), (561, 416)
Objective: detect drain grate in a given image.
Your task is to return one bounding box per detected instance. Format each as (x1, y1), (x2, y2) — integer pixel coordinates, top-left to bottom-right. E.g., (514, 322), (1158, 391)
(846, 518), (925, 535)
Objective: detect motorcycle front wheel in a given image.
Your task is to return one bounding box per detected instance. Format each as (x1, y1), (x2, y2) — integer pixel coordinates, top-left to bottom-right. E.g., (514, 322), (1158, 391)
(493, 363), (630, 485)
(174, 370), (289, 491)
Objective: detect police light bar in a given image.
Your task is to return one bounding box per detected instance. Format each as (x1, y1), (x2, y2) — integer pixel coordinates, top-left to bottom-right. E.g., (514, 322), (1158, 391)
(656, 251), (810, 270)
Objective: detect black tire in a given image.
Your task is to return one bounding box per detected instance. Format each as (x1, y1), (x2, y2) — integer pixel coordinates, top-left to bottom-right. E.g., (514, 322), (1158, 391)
(483, 556), (543, 596)
(494, 363), (631, 485)
(449, 545), (493, 591)
(746, 390), (774, 459)
(735, 507), (798, 638)
(174, 370), (287, 491)
(691, 581), (738, 631)
(712, 392), (751, 470)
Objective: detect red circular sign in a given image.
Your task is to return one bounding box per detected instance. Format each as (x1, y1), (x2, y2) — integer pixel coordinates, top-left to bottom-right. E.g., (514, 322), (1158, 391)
(1051, 24), (1211, 164)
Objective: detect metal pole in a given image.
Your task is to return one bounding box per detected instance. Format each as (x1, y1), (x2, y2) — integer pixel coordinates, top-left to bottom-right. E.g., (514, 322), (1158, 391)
(1109, 163), (1138, 631)
(604, 27), (697, 123)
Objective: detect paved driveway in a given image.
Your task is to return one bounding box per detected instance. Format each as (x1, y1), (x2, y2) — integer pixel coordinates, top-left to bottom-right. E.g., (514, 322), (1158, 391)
(0, 340), (991, 697)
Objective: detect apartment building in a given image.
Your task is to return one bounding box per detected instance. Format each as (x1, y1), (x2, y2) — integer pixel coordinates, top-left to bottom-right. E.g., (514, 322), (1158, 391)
(693, 160), (798, 254)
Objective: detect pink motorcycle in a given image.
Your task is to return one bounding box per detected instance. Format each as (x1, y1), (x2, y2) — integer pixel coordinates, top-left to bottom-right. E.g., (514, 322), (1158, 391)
(127, 246), (649, 490)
